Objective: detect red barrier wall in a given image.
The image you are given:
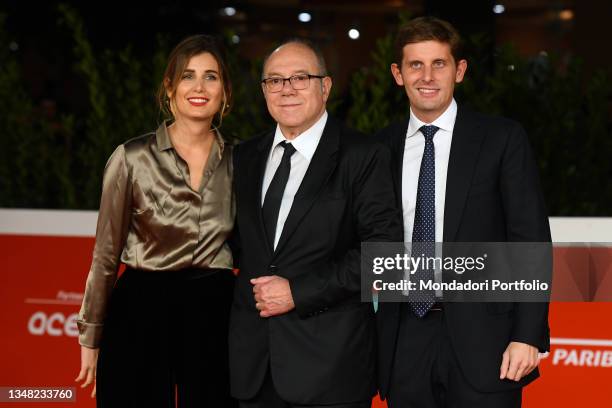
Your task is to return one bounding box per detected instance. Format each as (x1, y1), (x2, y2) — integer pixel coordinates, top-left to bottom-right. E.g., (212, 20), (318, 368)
(1, 215), (611, 407)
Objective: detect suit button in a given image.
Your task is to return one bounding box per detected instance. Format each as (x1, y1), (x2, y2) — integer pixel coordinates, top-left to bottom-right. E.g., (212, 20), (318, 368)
(269, 265), (278, 274)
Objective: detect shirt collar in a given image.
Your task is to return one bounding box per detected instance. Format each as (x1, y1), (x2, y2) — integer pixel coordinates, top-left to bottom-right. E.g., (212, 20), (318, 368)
(156, 120), (225, 159)
(407, 98), (458, 138)
(156, 121), (173, 151)
(271, 111), (328, 161)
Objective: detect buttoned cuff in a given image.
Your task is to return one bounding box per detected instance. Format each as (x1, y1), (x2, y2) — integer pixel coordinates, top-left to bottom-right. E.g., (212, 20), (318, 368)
(77, 320), (104, 349)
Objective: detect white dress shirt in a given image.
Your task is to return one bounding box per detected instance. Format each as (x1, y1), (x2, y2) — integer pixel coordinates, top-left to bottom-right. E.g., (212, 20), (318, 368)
(402, 100), (457, 297)
(402, 99), (457, 243)
(261, 111), (328, 249)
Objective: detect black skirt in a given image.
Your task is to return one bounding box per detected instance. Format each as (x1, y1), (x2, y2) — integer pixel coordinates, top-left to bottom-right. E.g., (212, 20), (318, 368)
(96, 268), (237, 408)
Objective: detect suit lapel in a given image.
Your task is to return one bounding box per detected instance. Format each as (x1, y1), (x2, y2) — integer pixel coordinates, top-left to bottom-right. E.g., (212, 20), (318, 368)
(272, 117), (340, 257)
(443, 106), (485, 242)
(247, 130), (275, 256)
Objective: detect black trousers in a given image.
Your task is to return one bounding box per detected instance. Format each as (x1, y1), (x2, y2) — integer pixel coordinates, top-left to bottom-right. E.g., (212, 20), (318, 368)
(387, 304), (521, 408)
(239, 366), (371, 408)
(96, 268), (237, 408)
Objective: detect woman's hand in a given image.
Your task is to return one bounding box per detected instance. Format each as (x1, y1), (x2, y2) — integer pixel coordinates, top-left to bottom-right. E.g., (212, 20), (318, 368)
(75, 346), (99, 398)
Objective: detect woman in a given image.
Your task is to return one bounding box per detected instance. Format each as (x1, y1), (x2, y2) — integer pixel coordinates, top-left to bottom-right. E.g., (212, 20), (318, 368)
(75, 35), (236, 407)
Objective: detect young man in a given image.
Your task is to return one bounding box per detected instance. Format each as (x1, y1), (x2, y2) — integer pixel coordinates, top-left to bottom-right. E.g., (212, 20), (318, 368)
(377, 17), (551, 408)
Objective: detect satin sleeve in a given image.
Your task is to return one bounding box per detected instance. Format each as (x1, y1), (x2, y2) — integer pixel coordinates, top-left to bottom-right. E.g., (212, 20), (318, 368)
(77, 145), (132, 348)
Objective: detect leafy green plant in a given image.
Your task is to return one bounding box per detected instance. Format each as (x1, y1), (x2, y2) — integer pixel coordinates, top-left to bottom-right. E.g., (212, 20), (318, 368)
(219, 30), (271, 140)
(1, 9), (610, 215)
(346, 26), (612, 216)
(57, 3), (168, 208)
(0, 13), (77, 208)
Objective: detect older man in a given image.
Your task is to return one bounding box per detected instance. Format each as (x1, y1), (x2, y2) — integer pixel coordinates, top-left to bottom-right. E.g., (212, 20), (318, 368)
(229, 39), (402, 408)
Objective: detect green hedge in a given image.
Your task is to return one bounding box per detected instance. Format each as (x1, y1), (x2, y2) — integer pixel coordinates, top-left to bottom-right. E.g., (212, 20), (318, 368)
(0, 7), (610, 215)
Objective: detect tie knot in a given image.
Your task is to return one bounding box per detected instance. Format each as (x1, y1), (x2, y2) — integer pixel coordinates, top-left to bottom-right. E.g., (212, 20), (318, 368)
(279, 141), (296, 157)
(420, 125), (439, 142)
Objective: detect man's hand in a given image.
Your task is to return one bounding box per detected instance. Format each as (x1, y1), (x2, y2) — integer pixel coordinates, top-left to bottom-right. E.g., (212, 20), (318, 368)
(500, 341), (539, 381)
(251, 275), (295, 317)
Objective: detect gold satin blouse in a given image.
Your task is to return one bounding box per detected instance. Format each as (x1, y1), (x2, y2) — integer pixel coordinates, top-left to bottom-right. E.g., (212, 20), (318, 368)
(77, 122), (234, 348)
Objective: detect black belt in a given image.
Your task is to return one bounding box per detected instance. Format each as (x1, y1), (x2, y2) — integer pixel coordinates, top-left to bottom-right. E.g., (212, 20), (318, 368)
(429, 302), (444, 311)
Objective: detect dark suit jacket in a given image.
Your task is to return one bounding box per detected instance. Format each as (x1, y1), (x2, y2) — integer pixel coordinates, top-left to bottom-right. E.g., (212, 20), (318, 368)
(377, 105), (551, 396)
(229, 116), (403, 404)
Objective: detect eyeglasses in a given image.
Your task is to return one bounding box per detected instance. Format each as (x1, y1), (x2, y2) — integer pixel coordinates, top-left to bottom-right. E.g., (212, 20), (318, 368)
(261, 74), (326, 92)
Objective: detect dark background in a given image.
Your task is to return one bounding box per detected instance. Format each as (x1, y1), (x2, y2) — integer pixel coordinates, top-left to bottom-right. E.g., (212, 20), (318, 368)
(1, 0), (610, 214)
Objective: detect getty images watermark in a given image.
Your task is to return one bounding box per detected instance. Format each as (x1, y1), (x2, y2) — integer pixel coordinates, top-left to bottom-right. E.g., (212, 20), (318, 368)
(361, 242), (554, 303)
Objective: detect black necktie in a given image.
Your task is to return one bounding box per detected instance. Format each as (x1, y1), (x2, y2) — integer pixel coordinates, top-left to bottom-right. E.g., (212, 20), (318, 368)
(262, 141), (296, 250)
(409, 125), (439, 317)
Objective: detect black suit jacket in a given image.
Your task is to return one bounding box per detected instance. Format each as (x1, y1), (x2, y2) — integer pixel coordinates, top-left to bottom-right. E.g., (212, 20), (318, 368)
(377, 105), (551, 396)
(229, 116), (403, 404)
